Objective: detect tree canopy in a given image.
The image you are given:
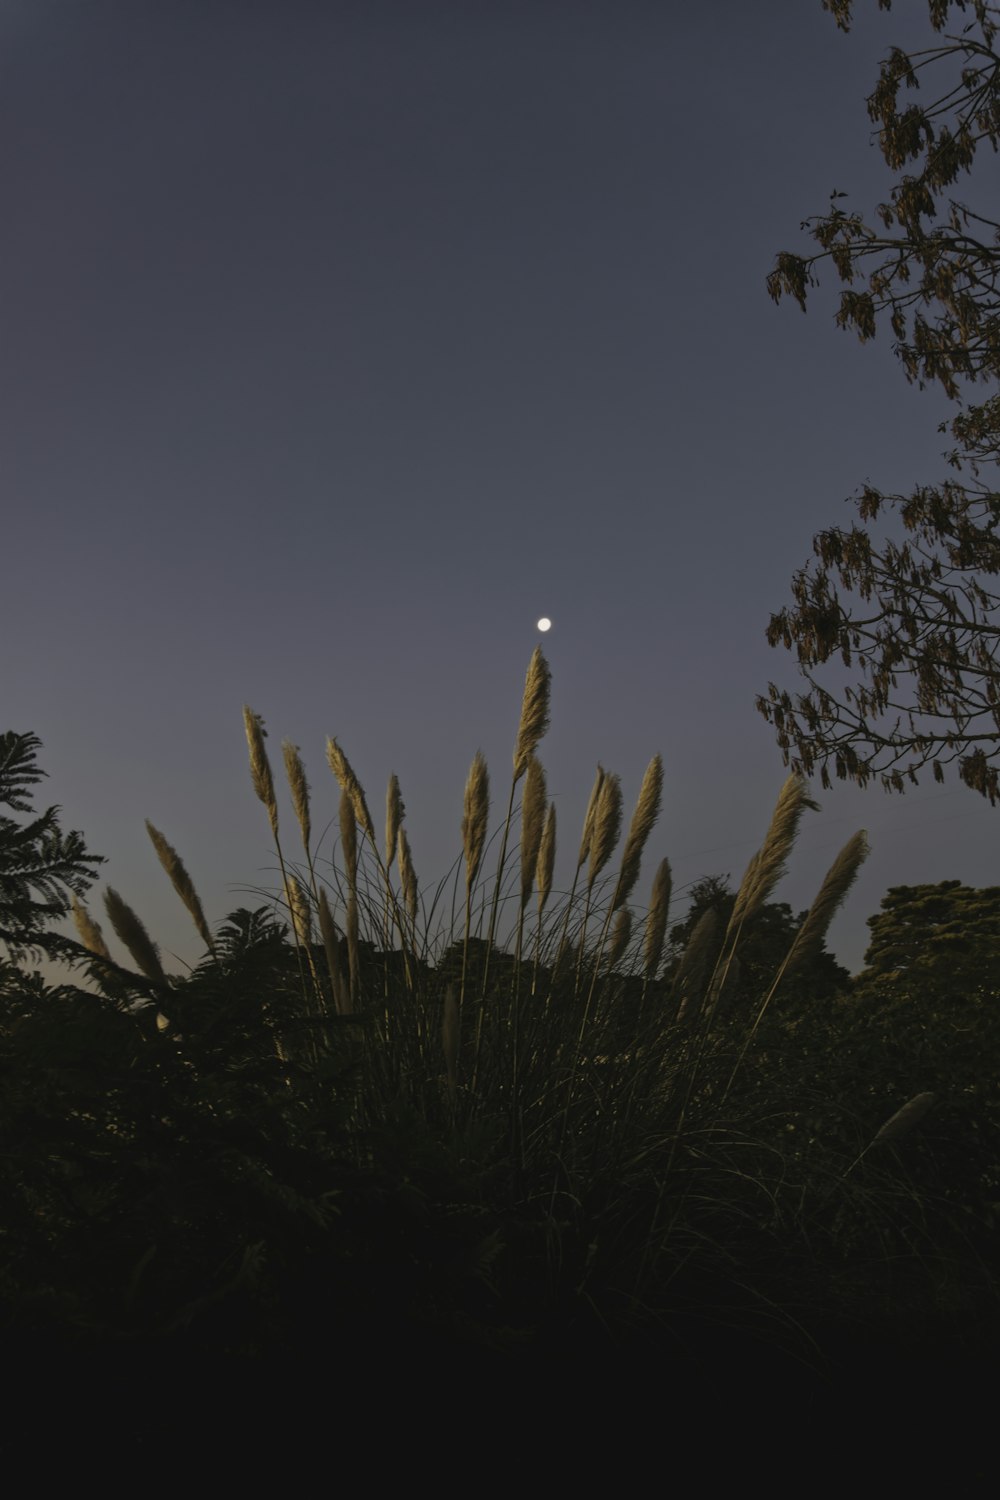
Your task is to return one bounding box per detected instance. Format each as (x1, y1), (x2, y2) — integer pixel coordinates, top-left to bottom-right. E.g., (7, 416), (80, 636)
(854, 878), (1000, 992)
(0, 730), (105, 964)
(759, 0), (1000, 801)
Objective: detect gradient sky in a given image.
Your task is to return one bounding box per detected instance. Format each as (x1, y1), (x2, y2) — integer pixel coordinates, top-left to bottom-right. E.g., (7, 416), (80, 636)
(4, 0), (996, 983)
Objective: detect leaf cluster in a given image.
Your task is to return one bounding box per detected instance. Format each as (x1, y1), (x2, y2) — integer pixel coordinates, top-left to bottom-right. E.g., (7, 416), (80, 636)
(761, 2), (1000, 797)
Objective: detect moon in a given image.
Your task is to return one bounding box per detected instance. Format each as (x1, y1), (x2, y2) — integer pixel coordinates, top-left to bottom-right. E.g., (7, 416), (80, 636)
(537, 617), (552, 632)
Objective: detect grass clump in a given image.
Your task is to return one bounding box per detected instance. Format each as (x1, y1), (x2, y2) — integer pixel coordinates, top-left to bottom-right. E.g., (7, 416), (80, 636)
(0, 664), (996, 1395)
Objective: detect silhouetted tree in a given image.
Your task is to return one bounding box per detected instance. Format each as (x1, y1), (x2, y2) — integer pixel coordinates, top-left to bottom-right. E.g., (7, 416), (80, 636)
(760, 1), (1000, 800)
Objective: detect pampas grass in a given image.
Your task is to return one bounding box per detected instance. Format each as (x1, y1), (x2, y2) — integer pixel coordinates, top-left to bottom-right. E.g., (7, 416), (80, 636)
(145, 820), (215, 954)
(327, 738), (376, 845)
(244, 707), (278, 841)
(613, 754), (663, 912)
(643, 857), (671, 985)
(102, 887), (166, 984)
(513, 646), (552, 782)
(47, 646), (956, 1375)
(282, 740), (312, 855)
(70, 892), (112, 963)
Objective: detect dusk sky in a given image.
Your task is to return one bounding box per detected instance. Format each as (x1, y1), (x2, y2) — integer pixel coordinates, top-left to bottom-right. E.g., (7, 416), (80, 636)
(5, 0), (996, 982)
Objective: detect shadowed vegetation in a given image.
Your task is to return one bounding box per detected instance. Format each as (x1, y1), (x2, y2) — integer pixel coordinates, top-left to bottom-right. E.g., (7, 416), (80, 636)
(1, 661), (997, 1410)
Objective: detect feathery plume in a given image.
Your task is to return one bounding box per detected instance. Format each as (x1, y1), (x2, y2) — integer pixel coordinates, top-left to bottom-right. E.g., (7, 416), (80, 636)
(643, 858), (672, 982)
(282, 740), (312, 853)
(577, 765), (606, 868)
(513, 647), (551, 781)
(588, 772), (622, 891)
(606, 906), (632, 969)
(729, 774), (816, 931)
(285, 874), (313, 948)
(398, 827), (418, 922)
(461, 751), (490, 891)
(386, 774), (404, 869)
(145, 820), (215, 953)
(783, 830), (870, 981)
(243, 706), (278, 840)
(870, 1092), (937, 1147)
(672, 907), (720, 1020)
(326, 738), (375, 844)
(103, 887), (166, 984)
(339, 789), (358, 893)
(536, 803), (557, 913)
(519, 756), (547, 908)
(71, 893), (112, 961)
(614, 755), (664, 910)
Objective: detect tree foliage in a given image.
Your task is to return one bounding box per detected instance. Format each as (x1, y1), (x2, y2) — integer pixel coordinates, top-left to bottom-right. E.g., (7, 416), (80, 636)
(759, 0), (1000, 800)
(0, 731), (105, 962)
(855, 878), (1000, 989)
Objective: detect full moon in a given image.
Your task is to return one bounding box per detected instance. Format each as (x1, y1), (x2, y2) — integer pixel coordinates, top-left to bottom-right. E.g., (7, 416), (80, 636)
(537, 617), (552, 632)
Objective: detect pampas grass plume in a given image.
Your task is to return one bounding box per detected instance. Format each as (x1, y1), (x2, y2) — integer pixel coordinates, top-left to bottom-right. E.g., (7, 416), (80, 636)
(519, 755), (547, 908)
(398, 827), (418, 922)
(462, 751), (490, 891)
(536, 803), (557, 913)
(282, 740), (312, 852)
(326, 738), (375, 845)
(243, 706), (278, 840)
(145, 820), (215, 954)
(103, 887), (166, 984)
(71, 893), (112, 961)
(588, 771), (622, 891)
(730, 774), (816, 930)
(513, 647), (551, 781)
(614, 754), (663, 910)
(783, 830), (870, 980)
(643, 857), (672, 981)
(578, 765), (606, 869)
(386, 774), (404, 869)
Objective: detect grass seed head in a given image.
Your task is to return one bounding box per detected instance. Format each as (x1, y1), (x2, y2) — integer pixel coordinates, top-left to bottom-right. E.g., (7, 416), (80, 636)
(462, 750), (490, 892)
(578, 765), (606, 868)
(243, 706), (278, 840)
(103, 887), (166, 984)
(520, 755), (547, 908)
(607, 905), (632, 969)
(730, 773), (817, 931)
(643, 857), (672, 981)
(614, 754), (664, 910)
(386, 774), (404, 869)
(285, 874), (313, 947)
(588, 771), (623, 891)
(398, 827), (418, 922)
(145, 820), (215, 953)
(783, 829), (870, 980)
(871, 1092), (937, 1147)
(536, 803), (557, 913)
(282, 741), (312, 853)
(513, 647), (552, 781)
(326, 738), (375, 845)
(339, 788), (359, 893)
(71, 893), (112, 960)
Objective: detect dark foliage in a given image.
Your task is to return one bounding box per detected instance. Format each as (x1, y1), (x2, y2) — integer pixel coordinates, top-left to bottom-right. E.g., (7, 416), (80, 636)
(760, 1), (1000, 799)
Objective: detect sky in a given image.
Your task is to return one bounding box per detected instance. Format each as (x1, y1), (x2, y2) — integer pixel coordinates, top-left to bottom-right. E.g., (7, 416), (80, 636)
(3, 0), (997, 984)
